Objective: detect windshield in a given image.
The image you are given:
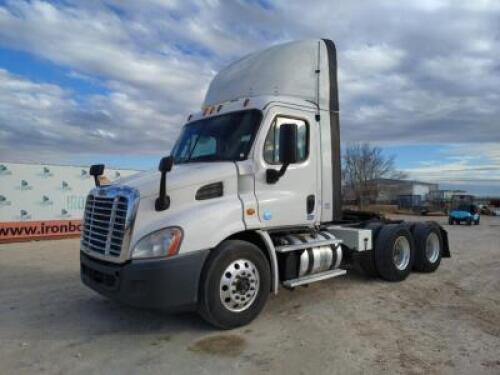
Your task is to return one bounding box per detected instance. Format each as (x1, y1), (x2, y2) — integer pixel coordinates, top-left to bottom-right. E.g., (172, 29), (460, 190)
(172, 110), (262, 164)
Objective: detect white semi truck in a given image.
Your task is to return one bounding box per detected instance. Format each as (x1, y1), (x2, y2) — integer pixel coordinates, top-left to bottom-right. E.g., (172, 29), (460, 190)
(80, 39), (450, 329)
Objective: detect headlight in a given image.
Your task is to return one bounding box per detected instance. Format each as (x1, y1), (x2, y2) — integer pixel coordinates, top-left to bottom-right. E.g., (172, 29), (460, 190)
(132, 227), (182, 259)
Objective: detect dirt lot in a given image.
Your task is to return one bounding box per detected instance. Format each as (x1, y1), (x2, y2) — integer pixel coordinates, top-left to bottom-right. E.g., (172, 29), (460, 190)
(1, 215), (499, 375)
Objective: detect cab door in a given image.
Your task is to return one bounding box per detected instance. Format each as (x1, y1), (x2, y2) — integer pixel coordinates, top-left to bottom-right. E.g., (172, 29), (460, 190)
(253, 106), (320, 227)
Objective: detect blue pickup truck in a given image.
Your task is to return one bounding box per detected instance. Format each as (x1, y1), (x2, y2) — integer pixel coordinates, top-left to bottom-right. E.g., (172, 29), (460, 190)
(448, 204), (480, 225)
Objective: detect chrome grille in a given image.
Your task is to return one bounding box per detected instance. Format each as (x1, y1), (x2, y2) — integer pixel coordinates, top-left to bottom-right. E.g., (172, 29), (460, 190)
(80, 186), (139, 259)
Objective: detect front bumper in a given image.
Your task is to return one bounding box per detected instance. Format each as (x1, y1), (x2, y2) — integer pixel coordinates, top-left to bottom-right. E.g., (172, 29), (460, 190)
(81, 250), (209, 312)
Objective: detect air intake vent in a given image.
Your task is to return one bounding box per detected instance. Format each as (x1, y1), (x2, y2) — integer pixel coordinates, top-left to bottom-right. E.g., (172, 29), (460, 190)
(196, 182), (223, 200)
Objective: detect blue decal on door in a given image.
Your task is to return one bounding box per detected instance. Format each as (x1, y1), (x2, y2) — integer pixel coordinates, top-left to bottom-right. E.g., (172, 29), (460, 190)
(263, 210), (273, 221)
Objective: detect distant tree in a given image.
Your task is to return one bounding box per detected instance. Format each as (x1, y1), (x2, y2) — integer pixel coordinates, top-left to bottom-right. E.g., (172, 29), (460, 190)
(342, 143), (406, 208)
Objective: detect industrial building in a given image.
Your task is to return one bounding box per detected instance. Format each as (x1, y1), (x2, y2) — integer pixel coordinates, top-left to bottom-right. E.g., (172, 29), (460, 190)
(428, 189), (467, 202)
(373, 178), (438, 205)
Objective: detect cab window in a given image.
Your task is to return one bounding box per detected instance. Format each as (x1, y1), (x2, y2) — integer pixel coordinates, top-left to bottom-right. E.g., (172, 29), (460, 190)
(264, 117), (309, 164)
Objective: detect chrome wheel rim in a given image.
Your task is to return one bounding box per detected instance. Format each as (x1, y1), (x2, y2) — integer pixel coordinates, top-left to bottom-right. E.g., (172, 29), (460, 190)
(219, 258), (260, 313)
(425, 232), (440, 263)
(393, 236), (411, 271)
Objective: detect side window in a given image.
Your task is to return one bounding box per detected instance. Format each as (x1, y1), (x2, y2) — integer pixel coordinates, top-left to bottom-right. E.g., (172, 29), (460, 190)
(264, 117), (309, 164)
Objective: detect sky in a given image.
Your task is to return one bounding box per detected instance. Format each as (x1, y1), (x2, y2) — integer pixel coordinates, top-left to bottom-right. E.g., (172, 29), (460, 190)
(0, 0), (499, 195)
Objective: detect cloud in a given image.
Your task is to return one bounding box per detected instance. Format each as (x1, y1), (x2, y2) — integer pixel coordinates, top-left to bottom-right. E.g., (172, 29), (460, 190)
(0, 0), (499, 175)
(0, 0), (213, 109)
(0, 69), (182, 161)
(343, 45), (406, 75)
(404, 143), (500, 186)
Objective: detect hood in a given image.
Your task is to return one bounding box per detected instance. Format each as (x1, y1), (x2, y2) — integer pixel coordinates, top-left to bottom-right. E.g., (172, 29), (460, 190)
(112, 162), (237, 198)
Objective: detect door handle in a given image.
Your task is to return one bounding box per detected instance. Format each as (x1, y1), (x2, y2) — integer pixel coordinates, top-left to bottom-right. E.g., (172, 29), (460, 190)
(307, 195), (315, 214)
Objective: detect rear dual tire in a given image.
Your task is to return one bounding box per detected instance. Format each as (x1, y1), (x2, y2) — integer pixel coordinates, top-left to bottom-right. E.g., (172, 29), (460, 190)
(358, 224), (415, 281)
(411, 222), (443, 273)
(373, 224), (415, 281)
(359, 222), (444, 280)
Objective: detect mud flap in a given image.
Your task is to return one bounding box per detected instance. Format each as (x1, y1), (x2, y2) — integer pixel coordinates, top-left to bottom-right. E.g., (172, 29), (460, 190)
(439, 227), (451, 258)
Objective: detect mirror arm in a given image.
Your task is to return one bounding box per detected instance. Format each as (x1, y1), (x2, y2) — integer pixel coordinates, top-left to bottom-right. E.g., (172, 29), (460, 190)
(266, 163), (290, 184)
(155, 156), (173, 211)
(278, 163), (289, 177)
(155, 170), (170, 211)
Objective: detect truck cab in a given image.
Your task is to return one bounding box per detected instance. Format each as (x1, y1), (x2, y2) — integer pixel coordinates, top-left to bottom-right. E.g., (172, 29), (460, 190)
(80, 39), (450, 329)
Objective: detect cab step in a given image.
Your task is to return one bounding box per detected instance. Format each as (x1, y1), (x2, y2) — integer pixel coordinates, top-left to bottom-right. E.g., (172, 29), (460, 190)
(282, 268), (347, 288)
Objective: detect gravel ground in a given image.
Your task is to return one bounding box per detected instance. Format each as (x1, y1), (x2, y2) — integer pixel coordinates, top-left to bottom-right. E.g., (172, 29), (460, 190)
(1, 215), (499, 375)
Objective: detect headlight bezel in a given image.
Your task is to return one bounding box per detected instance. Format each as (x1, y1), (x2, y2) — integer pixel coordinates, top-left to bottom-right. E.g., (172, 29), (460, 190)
(131, 226), (183, 260)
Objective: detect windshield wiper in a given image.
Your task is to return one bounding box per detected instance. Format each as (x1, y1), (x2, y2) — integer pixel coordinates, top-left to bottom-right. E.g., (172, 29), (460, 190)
(185, 134), (202, 162)
(183, 155), (225, 163)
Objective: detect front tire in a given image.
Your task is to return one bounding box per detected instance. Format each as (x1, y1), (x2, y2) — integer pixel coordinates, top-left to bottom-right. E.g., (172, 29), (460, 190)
(198, 240), (271, 329)
(374, 224), (415, 282)
(412, 223), (442, 272)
